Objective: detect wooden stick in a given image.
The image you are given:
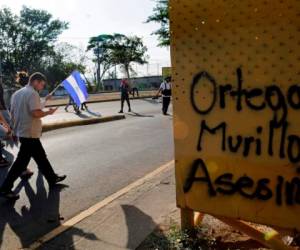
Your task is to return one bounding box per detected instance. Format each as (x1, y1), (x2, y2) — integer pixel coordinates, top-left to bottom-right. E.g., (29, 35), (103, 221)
(215, 216), (296, 250)
(49, 83), (62, 96)
(181, 208), (195, 231)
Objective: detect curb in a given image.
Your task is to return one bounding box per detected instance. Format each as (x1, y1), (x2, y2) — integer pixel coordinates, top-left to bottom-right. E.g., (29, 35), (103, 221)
(46, 95), (156, 108)
(42, 115), (126, 132)
(27, 161), (174, 250)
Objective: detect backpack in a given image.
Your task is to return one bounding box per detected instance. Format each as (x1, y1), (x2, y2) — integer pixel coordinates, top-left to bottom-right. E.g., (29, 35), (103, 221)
(162, 82), (172, 96)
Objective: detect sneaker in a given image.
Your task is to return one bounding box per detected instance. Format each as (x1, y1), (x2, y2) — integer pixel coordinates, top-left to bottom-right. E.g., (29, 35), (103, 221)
(20, 169), (34, 180)
(128, 108), (132, 112)
(118, 110), (124, 113)
(49, 175), (67, 187)
(0, 190), (20, 200)
(64, 107), (68, 112)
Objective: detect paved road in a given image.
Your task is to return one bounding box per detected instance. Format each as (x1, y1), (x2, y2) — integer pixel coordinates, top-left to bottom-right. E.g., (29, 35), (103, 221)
(47, 90), (156, 107)
(0, 99), (174, 249)
(43, 97), (162, 124)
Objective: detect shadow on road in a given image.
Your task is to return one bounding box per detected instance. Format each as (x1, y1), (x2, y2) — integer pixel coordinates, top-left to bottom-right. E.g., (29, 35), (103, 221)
(0, 173), (68, 248)
(85, 108), (102, 117)
(127, 112), (154, 118)
(0, 172), (80, 250)
(0, 172), (98, 249)
(73, 108), (101, 119)
(0, 149), (14, 187)
(122, 204), (164, 250)
(142, 98), (161, 105)
(75, 112), (90, 119)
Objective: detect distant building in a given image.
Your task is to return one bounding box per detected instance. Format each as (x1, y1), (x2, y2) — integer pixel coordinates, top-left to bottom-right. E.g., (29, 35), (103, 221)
(50, 75), (164, 97)
(103, 75), (163, 91)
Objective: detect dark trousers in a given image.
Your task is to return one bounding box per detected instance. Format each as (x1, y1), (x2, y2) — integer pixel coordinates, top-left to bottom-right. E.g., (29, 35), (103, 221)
(66, 97), (79, 113)
(162, 97), (171, 114)
(1, 138), (56, 191)
(81, 102), (88, 110)
(121, 94), (131, 111)
(131, 88), (139, 97)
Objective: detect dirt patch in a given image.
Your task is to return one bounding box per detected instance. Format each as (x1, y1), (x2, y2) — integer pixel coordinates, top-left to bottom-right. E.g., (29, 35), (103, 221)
(138, 210), (299, 250)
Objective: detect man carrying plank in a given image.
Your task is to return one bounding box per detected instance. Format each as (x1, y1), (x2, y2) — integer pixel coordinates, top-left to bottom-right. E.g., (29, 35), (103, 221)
(0, 72), (66, 200)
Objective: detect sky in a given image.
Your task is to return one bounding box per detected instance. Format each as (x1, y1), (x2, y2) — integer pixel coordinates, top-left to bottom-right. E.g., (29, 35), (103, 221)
(0, 0), (171, 76)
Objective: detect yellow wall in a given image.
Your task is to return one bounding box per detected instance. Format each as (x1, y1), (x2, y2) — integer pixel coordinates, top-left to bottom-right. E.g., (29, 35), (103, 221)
(170, 0), (300, 230)
(162, 67), (172, 78)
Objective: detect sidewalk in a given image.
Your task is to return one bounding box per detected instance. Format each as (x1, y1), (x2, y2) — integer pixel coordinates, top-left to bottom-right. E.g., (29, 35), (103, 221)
(41, 96), (162, 132)
(36, 163), (176, 250)
(46, 91), (157, 107)
(42, 102), (126, 132)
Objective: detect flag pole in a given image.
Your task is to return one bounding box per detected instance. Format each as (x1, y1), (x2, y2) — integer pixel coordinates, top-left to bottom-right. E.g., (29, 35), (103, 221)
(49, 83), (62, 96)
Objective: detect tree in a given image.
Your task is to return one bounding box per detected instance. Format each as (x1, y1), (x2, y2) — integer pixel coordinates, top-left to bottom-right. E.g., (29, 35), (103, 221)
(0, 6), (68, 86)
(108, 34), (148, 80)
(87, 34), (114, 90)
(146, 0), (170, 47)
(44, 43), (87, 90)
(45, 61), (86, 90)
(55, 42), (88, 66)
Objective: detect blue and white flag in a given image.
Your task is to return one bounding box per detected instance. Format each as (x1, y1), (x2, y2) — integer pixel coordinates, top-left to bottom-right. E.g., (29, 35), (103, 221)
(62, 71), (89, 106)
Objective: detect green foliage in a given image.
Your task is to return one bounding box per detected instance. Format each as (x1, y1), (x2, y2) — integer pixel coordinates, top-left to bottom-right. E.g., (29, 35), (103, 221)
(87, 33), (148, 82)
(139, 221), (217, 250)
(0, 6), (68, 86)
(107, 34), (148, 79)
(43, 42), (88, 90)
(146, 0), (170, 47)
(44, 55), (86, 90)
(87, 34), (115, 90)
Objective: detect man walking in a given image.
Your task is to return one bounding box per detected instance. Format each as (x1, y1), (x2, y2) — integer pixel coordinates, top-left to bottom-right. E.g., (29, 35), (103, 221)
(119, 79), (132, 113)
(0, 72), (66, 200)
(156, 76), (172, 115)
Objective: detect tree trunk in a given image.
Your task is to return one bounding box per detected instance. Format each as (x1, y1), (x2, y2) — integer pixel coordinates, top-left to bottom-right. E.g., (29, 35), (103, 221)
(96, 44), (102, 91)
(125, 64), (131, 85)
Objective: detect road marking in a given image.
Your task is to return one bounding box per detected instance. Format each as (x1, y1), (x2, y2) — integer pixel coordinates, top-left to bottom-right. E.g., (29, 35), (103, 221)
(26, 160), (174, 250)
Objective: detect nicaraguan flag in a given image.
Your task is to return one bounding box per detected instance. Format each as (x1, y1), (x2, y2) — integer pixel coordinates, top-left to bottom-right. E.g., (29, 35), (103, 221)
(62, 71), (88, 106)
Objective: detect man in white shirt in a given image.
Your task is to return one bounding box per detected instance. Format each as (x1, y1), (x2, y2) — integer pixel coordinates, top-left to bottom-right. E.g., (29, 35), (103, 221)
(0, 72), (66, 200)
(156, 77), (172, 115)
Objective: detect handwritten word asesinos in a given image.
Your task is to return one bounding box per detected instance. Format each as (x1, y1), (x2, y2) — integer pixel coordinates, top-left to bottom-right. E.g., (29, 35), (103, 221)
(183, 159), (300, 206)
